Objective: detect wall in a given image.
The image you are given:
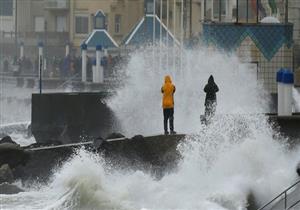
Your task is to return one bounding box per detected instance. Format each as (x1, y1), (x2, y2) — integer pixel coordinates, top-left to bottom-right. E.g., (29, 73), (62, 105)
(31, 92), (120, 144)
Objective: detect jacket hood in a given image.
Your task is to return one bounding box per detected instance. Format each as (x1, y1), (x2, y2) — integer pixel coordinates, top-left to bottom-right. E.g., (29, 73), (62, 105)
(208, 75), (214, 84)
(165, 75), (172, 83)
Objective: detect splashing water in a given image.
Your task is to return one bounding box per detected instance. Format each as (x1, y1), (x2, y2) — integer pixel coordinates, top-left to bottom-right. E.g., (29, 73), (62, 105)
(107, 46), (269, 136)
(293, 88), (300, 112)
(3, 134), (299, 210)
(1, 46), (300, 210)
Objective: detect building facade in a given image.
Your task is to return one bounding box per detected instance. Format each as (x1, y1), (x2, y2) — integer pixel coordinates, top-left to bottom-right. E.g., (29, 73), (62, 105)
(0, 0), (69, 60)
(0, 0), (17, 56)
(69, 0), (144, 50)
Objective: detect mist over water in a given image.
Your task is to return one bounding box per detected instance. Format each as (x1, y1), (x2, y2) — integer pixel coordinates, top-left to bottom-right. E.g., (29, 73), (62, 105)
(0, 84), (32, 125)
(1, 46), (300, 210)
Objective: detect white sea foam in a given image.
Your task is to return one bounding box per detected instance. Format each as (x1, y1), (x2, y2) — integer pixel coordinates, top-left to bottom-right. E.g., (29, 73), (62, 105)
(1, 46), (300, 210)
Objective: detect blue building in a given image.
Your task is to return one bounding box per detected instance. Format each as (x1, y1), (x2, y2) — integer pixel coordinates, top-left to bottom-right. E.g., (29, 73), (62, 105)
(84, 10), (119, 50)
(123, 0), (179, 47)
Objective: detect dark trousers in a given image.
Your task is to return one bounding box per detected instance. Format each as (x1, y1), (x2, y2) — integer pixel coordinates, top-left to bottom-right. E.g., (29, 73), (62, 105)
(163, 108), (174, 132)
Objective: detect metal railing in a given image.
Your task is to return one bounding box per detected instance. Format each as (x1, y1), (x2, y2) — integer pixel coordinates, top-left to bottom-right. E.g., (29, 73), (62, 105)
(56, 73), (80, 89)
(258, 179), (300, 210)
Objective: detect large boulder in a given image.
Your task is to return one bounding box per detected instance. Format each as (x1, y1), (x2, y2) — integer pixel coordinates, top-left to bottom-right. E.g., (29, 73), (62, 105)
(0, 164), (14, 184)
(0, 183), (24, 194)
(0, 143), (30, 169)
(0, 136), (17, 144)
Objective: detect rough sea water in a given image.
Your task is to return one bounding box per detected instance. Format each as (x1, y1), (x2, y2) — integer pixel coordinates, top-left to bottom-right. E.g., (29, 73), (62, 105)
(293, 88), (300, 112)
(1, 46), (300, 210)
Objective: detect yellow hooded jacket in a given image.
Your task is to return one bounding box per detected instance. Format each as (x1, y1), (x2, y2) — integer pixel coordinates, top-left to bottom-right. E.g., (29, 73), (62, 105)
(161, 75), (176, 109)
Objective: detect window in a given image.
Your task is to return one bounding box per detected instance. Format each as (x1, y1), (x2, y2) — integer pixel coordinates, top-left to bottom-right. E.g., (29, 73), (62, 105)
(56, 16), (66, 32)
(34, 16), (45, 32)
(213, 0), (226, 19)
(146, 2), (154, 14)
(0, 0), (13, 16)
(115, 15), (121, 34)
(75, 16), (88, 34)
(95, 16), (105, 29)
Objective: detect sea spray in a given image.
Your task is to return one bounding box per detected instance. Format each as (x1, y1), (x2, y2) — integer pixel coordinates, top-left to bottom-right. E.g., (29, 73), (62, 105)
(107, 46), (269, 136)
(1, 46), (300, 210)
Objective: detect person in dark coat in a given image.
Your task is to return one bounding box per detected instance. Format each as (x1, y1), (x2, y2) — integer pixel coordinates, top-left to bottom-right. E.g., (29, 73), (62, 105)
(3, 59), (9, 72)
(204, 75), (219, 121)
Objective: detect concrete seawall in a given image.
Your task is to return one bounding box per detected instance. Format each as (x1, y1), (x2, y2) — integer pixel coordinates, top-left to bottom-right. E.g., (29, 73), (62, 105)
(14, 134), (185, 182)
(31, 92), (119, 144)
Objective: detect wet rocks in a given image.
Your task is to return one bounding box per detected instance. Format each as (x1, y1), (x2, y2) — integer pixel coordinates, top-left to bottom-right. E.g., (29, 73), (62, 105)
(0, 183), (24, 194)
(131, 135), (144, 141)
(93, 137), (105, 150)
(0, 164), (14, 184)
(0, 143), (30, 169)
(0, 136), (17, 144)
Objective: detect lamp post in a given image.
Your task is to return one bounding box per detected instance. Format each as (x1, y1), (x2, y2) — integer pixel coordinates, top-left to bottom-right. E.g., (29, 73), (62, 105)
(167, 0), (169, 68)
(173, 0), (176, 71)
(160, 0), (162, 71)
(180, 0), (183, 72)
(81, 43), (87, 82)
(65, 43), (70, 57)
(38, 41), (44, 94)
(95, 45), (103, 83)
(20, 42), (24, 59)
(14, 0), (18, 58)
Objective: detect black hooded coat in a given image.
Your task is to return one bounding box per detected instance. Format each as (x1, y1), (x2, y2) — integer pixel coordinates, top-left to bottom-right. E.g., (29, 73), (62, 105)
(204, 75), (219, 106)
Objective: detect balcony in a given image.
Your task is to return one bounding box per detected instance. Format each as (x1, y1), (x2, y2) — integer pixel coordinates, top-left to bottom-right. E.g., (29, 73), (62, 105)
(0, 31), (69, 46)
(44, 0), (69, 11)
(19, 31), (69, 46)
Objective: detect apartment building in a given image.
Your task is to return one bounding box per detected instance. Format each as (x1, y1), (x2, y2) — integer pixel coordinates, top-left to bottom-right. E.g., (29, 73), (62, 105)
(69, 0), (144, 49)
(0, 0), (69, 59)
(0, 0), (17, 55)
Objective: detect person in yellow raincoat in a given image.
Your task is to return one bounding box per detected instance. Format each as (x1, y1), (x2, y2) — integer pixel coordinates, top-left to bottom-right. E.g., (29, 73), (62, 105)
(161, 75), (176, 135)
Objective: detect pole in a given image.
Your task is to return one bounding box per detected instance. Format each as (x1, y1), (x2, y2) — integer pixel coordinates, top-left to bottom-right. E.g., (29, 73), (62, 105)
(173, 0), (176, 71)
(180, 0), (183, 72)
(246, 0), (249, 23)
(153, 0), (156, 71)
(256, 0), (259, 23)
(160, 0), (162, 71)
(285, 0), (288, 23)
(167, 0), (169, 68)
(65, 43), (70, 57)
(15, 0), (18, 58)
(153, 0), (156, 44)
(38, 42), (43, 94)
(44, 21), (47, 73)
(189, 0), (192, 37)
(236, 0), (239, 23)
(96, 45), (102, 83)
(81, 44), (87, 82)
(39, 56), (42, 94)
(204, 0), (206, 22)
(219, 0), (222, 22)
(20, 42), (24, 59)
